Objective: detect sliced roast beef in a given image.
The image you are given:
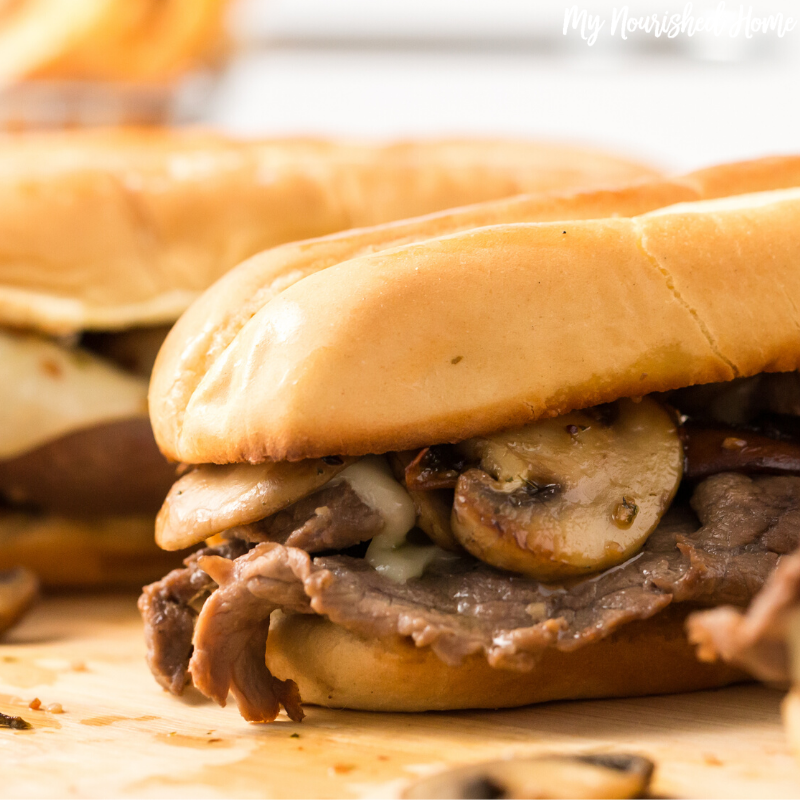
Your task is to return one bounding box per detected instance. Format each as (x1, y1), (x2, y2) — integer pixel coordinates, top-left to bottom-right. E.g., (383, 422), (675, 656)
(0, 418), (176, 516)
(190, 549), (309, 722)
(138, 539), (251, 695)
(171, 473), (800, 721)
(688, 550), (800, 686)
(225, 481), (383, 551)
(140, 472), (800, 721)
(139, 481), (379, 700)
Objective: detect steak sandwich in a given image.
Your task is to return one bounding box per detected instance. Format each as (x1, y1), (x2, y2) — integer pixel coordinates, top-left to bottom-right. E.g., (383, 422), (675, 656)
(142, 157), (800, 722)
(0, 128), (651, 586)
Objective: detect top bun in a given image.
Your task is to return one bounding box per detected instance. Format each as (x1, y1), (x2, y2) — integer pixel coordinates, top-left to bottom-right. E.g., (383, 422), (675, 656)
(0, 128), (656, 334)
(150, 158), (800, 465)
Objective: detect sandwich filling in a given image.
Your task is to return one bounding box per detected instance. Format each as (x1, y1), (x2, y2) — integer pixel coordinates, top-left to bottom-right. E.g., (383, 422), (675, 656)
(0, 326), (178, 582)
(139, 373), (800, 722)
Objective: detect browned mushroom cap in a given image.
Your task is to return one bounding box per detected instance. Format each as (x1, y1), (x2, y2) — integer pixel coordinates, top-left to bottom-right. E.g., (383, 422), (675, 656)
(156, 457), (354, 550)
(401, 753), (654, 799)
(410, 488), (462, 552)
(0, 568), (39, 636)
(391, 451), (462, 552)
(405, 445), (468, 490)
(451, 398), (683, 581)
(683, 424), (800, 480)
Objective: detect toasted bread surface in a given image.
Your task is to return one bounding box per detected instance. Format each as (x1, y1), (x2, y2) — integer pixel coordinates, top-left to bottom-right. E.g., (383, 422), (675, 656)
(151, 184), (800, 463)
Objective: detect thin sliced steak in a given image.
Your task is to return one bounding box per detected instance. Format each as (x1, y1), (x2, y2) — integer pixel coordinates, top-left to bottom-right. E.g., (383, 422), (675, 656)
(180, 473), (800, 721)
(688, 552), (800, 685)
(138, 539), (250, 695)
(227, 480), (383, 551)
(0, 418), (176, 516)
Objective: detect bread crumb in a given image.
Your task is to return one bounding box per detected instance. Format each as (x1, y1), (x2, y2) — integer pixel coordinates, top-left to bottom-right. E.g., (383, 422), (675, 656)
(28, 698), (41, 710)
(44, 703), (64, 714)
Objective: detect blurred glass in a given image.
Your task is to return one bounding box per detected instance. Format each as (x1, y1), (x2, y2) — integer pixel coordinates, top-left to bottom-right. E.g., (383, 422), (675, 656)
(0, 0), (235, 128)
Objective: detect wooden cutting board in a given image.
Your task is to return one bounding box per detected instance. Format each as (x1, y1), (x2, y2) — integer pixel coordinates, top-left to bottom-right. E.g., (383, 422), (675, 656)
(1, 593), (800, 799)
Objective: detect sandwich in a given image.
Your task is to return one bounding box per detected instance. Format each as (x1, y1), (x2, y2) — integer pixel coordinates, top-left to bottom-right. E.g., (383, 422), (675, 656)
(0, 128), (654, 587)
(141, 157), (800, 723)
(140, 154), (800, 723)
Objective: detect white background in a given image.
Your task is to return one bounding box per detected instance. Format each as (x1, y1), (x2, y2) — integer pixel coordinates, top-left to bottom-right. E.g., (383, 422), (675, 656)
(203, 0), (800, 173)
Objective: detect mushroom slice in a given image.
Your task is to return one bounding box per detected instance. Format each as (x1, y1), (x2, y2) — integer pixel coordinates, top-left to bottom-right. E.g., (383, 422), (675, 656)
(402, 753), (654, 799)
(0, 568), (39, 636)
(451, 398), (682, 581)
(156, 457), (354, 551)
(391, 451), (462, 552)
(411, 488), (462, 552)
(405, 445), (468, 490)
(683, 424), (800, 480)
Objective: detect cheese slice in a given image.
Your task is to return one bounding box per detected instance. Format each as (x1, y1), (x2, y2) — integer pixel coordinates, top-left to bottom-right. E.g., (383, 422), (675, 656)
(337, 456), (443, 583)
(0, 328), (148, 459)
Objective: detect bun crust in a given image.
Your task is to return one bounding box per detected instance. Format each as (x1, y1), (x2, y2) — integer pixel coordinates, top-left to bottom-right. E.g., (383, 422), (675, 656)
(0, 129), (655, 334)
(265, 609), (745, 712)
(0, 512), (182, 588)
(152, 183), (800, 464)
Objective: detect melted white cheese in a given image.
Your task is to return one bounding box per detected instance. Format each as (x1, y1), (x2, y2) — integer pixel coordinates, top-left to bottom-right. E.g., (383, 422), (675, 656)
(0, 329), (148, 459)
(335, 455), (440, 583)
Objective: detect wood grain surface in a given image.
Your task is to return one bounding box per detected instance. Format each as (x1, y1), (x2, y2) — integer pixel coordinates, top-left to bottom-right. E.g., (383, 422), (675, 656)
(1, 593), (799, 799)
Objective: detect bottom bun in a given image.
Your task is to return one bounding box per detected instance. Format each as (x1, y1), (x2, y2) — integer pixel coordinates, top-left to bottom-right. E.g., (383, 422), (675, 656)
(0, 512), (183, 588)
(266, 606), (746, 712)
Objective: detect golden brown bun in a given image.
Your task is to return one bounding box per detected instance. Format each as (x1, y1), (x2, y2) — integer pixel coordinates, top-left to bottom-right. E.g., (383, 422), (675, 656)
(266, 609), (745, 712)
(0, 511), (183, 588)
(151, 179), (800, 464)
(0, 128), (655, 335)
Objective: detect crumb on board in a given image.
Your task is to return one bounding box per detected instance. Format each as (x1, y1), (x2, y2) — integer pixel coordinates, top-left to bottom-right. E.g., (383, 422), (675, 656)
(28, 698), (41, 710)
